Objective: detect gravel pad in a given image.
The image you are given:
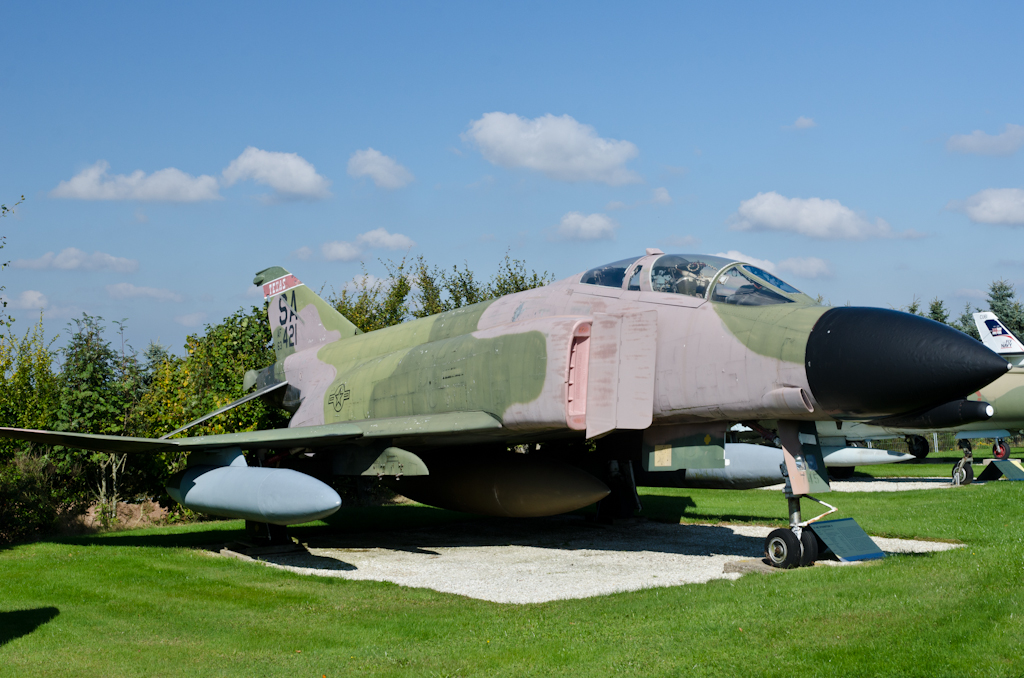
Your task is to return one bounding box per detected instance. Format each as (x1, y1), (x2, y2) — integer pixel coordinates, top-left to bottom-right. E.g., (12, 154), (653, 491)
(759, 478), (954, 492)
(231, 517), (960, 604)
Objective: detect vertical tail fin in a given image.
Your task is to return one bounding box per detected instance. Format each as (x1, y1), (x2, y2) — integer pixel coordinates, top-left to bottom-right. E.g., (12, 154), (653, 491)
(973, 311), (1024, 366)
(254, 266), (361, 361)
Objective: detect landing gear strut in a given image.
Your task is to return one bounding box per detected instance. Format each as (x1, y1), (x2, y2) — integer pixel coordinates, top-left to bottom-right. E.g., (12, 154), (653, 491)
(764, 492), (835, 568)
(762, 421), (838, 569)
(245, 520), (293, 547)
(594, 459), (643, 523)
(953, 439), (974, 486)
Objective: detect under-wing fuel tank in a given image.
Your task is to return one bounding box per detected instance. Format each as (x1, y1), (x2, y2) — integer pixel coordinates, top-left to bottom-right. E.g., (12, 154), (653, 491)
(166, 450), (342, 525)
(385, 453), (610, 517)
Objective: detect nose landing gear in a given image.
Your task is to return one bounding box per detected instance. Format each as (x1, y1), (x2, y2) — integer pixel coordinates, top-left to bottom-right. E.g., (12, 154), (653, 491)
(762, 420), (836, 569)
(953, 438), (974, 486)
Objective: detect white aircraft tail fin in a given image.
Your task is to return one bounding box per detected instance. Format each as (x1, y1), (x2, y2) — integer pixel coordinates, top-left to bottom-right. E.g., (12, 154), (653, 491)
(973, 312), (1024, 366)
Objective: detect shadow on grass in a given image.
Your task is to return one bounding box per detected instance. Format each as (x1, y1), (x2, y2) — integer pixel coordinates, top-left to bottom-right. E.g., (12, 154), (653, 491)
(0, 607), (59, 647)
(30, 494), (780, 559)
(639, 494), (782, 525)
(31, 505), (480, 551)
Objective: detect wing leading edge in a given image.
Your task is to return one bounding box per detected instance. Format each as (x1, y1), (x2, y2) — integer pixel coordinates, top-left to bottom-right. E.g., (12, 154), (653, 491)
(0, 411), (503, 454)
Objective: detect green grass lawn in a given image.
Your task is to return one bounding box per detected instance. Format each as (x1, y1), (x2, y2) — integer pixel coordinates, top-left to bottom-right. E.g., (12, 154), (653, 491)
(3, 482), (1024, 677)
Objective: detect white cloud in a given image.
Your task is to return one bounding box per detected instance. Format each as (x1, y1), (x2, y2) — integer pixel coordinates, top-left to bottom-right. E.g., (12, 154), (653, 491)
(714, 251), (777, 273)
(321, 241), (362, 262)
(949, 188), (1024, 225)
(105, 282), (183, 302)
(50, 160), (220, 202)
(291, 246), (313, 260)
(947, 124), (1024, 156)
(347, 148), (415, 189)
(174, 312), (206, 328)
(342, 273), (384, 293)
(777, 257), (833, 279)
(355, 227), (416, 249)
(955, 288), (987, 300)
(464, 112), (641, 185)
(731, 192), (901, 239)
(652, 187), (672, 205)
(13, 248), (138, 273)
(321, 228), (416, 262)
(605, 201), (628, 211)
(786, 116), (817, 130)
(8, 290), (49, 309)
(550, 212), (618, 241)
(222, 147), (331, 200)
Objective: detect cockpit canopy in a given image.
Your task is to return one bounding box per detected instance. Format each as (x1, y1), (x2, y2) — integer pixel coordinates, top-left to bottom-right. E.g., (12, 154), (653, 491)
(579, 253), (807, 306)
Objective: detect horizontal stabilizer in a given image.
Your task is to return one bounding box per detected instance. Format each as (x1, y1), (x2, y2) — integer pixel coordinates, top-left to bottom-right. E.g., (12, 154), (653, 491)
(0, 411), (503, 454)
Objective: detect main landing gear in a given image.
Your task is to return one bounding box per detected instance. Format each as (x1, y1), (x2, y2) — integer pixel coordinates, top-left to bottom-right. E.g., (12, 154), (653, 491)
(906, 435), (930, 460)
(993, 439), (1011, 460)
(952, 437), (1011, 484)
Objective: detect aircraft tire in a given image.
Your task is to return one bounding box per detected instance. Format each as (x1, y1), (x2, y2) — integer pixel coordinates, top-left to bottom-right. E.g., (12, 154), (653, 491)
(952, 462), (973, 485)
(993, 441), (1010, 460)
(907, 435), (930, 460)
(765, 528), (801, 569)
(799, 528), (818, 567)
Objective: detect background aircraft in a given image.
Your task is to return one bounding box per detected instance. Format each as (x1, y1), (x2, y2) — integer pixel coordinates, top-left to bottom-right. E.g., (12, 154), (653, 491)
(0, 251), (1010, 568)
(815, 312), (1024, 481)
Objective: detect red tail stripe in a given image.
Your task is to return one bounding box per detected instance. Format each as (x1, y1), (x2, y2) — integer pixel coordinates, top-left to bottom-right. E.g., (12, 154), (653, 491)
(263, 274), (301, 298)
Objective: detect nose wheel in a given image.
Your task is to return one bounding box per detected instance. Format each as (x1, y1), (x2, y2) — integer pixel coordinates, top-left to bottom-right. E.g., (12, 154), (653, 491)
(765, 529), (801, 568)
(953, 438), (974, 486)
(765, 526), (820, 568)
(763, 494), (835, 568)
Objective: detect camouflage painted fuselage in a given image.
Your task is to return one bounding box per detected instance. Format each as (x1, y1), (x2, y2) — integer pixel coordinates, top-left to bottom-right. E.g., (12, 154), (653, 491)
(261, 267), (827, 446)
(254, 252), (1008, 475)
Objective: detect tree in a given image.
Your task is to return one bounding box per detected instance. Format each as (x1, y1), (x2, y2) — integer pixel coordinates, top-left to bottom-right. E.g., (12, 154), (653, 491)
(987, 279), (1024, 339)
(410, 251), (553, 320)
(952, 302), (981, 340)
(53, 315), (147, 525)
(141, 305), (285, 439)
(334, 253), (552, 329)
(927, 298), (949, 325)
(904, 296), (923, 316)
(0, 195), (24, 329)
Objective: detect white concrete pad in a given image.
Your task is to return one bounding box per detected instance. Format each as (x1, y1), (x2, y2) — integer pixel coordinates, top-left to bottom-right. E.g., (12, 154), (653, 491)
(759, 477), (953, 492)
(227, 517), (961, 604)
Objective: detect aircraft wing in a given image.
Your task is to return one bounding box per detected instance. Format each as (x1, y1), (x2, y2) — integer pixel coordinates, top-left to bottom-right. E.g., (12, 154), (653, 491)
(0, 411), (503, 454)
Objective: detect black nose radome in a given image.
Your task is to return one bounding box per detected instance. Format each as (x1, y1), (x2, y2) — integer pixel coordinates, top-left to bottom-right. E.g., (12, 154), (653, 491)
(806, 307), (1010, 419)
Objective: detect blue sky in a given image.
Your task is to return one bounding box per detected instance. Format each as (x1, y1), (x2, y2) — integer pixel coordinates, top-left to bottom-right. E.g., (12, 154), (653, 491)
(2, 1), (1022, 353)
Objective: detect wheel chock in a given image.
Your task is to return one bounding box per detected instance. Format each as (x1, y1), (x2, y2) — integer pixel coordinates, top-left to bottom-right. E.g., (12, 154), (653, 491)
(811, 517), (885, 562)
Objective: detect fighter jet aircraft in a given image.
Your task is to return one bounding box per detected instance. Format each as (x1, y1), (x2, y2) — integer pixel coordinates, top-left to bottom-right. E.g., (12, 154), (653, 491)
(816, 311), (1024, 480)
(0, 250), (1011, 568)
